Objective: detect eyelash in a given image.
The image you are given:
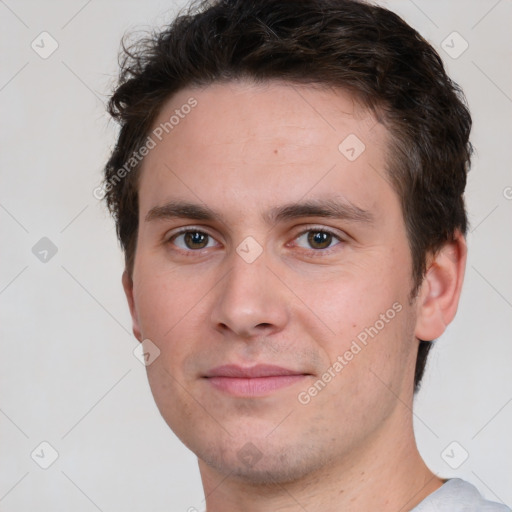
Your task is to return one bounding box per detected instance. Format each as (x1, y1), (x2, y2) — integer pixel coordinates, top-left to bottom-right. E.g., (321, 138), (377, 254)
(165, 226), (344, 256)
(292, 227), (344, 256)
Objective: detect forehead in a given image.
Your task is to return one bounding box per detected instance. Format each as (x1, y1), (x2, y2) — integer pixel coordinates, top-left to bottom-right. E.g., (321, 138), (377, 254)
(137, 79), (396, 221)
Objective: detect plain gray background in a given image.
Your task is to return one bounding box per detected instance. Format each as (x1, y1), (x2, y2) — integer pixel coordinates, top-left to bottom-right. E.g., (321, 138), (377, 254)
(1, 0), (511, 510)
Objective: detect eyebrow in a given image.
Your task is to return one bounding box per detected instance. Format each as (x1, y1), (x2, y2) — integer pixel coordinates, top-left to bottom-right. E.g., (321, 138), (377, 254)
(145, 198), (374, 226)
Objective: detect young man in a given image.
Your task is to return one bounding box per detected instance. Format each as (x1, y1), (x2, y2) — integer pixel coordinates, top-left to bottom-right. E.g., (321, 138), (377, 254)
(102, 0), (510, 510)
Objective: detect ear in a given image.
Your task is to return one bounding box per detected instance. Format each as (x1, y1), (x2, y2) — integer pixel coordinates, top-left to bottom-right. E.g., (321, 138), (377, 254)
(414, 231), (467, 341)
(122, 270), (143, 342)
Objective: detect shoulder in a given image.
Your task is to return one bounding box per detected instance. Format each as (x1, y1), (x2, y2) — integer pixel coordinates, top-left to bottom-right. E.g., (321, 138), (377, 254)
(412, 478), (511, 512)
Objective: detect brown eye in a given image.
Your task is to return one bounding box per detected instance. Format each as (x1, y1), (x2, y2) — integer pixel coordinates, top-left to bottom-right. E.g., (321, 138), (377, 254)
(171, 230), (215, 251)
(294, 229), (342, 252)
(184, 231), (209, 249)
(307, 231), (333, 249)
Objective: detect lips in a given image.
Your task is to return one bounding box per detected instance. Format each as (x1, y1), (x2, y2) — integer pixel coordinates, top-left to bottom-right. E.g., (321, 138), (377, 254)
(205, 364), (306, 378)
(203, 364), (310, 397)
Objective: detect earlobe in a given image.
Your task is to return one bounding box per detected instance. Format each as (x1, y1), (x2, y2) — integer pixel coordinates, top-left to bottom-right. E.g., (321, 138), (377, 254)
(122, 270), (143, 342)
(414, 231), (467, 341)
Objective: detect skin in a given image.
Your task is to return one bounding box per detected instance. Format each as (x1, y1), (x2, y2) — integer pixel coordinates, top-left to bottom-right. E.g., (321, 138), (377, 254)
(123, 80), (467, 511)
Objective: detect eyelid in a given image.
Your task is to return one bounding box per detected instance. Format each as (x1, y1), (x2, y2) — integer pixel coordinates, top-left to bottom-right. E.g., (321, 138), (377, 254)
(289, 225), (346, 251)
(291, 224), (346, 241)
(292, 224), (346, 238)
(165, 225), (215, 239)
(164, 224), (347, 253)
(164, 226), (221, 248)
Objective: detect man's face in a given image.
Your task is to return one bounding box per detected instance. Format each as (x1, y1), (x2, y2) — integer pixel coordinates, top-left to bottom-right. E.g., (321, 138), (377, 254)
(126, 80), (420, 482)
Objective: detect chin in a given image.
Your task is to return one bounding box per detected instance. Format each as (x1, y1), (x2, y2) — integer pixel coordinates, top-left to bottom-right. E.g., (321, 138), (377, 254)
(196, 436), (330, 486)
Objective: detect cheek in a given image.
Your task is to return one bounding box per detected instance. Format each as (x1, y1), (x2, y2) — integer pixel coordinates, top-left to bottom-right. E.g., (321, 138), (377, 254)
(304, 260), (414, 386)
(309, 301), (415, 430)
(302, 262), (404, 337)
(132, 267), (200, 350)
(134, 270), (205, 423)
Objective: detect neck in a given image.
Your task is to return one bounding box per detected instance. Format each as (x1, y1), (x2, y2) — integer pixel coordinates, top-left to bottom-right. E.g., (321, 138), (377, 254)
(198, 410), (444, 512)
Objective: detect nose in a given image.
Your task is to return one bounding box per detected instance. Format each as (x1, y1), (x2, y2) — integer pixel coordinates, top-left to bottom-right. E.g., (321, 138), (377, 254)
(210, 247), (290, 339)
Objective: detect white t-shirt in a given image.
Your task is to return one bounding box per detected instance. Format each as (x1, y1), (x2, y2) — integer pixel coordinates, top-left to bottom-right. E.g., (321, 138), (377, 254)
(412, 478), (511, 511)
(199, 478), (510, 511)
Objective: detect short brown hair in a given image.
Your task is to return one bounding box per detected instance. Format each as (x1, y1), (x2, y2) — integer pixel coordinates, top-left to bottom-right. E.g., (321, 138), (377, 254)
(102, 0), (472, 390)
